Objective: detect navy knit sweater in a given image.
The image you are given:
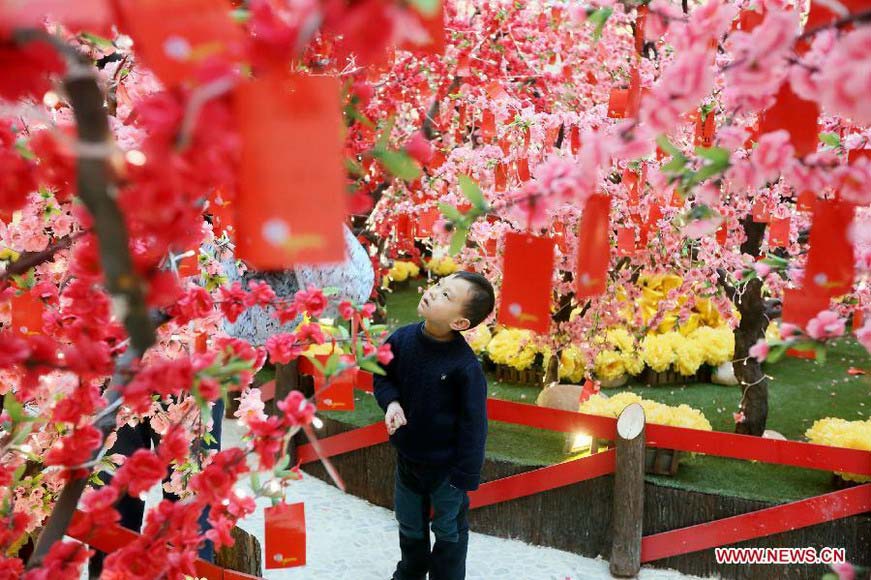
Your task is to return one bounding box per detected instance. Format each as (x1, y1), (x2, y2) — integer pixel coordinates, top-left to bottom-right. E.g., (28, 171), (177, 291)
(373, 322), (488, 491)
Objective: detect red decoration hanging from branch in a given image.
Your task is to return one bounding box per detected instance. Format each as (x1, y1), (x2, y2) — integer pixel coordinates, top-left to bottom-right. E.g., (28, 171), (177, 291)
(497, 232), (555, 334)
(575, 194), (611, 299)
(234, 73), (345, 270)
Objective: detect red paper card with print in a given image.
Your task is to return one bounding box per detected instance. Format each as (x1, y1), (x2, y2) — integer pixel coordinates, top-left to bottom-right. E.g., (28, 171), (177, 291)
(397, 2), (445, 55)
(608, 89), (628, 119)
(497, 232), (555, 334)
(11, 291), (44, 336)
(576, 194), (611, 299)
(516, 158), (530, 182)
(758, 81), (819, 158)
(751, 200), (770, 223)
(804, 199), (856, 298)
(415, 208), (441, 238)
(797, 190), (816, 212)
(479, 110), (496, 141)
(265, 502), (306, 569)
(234, 73), (345, 270)
(115, 0), (243, 87)
(299, 354), (355, 411)
(768, 217), (790, 248)
(1, 0), (113, 35)
(781, 288), (829, 327)
(616, 227), (636, 256)
(716, 222), (728, 246)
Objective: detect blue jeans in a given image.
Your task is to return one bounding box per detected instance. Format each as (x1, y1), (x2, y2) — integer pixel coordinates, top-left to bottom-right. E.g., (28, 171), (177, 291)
(392, 454), (470, 580)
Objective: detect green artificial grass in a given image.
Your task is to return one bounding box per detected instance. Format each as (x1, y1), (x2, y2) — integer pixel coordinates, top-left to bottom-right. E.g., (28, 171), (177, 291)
(320, 279), (871, 503)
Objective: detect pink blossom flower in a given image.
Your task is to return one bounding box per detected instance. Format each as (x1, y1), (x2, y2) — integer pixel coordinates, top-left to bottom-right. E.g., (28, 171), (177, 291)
(831, 562), (856, 580)
(806, 310), (846, 340)
(748, 338), (770, 361)
(733, 411), (745, 423)
(856, 320), (871, 354)
(817, 28), (871, 124)
(753, 262), (771, 278)
(751, 131), (795, 185)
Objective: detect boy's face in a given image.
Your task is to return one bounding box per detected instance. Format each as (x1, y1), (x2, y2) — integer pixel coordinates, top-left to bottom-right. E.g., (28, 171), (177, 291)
(417, 274), (474, 331)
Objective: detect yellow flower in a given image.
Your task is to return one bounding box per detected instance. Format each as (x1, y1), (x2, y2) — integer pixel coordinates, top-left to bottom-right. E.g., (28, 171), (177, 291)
(388, 260), (420, 283)
(688, 325), (734, 366)
(486, 328), (539, 370)
(426, 255), (459, 276)
(806, 418), (871, 482)
(640, 333), (676, 372)
(579, 393), (712, 431)
(465, 325), (492, 354)
(673, 336), (705, 376)
(621, 351), (645, 376)
(595, 350), (626, 381)
(606, 327), (635, 353)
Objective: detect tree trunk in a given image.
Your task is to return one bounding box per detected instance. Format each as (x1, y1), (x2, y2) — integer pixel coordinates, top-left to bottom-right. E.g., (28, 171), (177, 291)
(733, 218), (769, 436)
(610, 403), (646, 578)
(214, 526), (262, 576)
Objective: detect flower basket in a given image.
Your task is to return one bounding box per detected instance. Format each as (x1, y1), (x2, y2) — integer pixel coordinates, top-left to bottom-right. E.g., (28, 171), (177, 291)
(494, 363), (545, 387)
(640, 365), (712, 386)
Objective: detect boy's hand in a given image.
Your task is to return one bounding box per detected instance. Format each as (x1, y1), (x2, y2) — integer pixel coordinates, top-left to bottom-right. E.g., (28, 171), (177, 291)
(385, 401), (407, 435)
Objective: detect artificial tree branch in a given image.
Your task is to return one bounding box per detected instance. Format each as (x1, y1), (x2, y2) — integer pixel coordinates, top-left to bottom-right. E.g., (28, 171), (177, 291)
(0, 232), (84, 282)
(22, 31), (157, 569)
(797, 8), (871, 41)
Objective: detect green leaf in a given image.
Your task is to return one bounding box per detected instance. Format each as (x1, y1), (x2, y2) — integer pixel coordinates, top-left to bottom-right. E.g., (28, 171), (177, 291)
(323, 351), (341, 377)
(766, 343), (788, 364)
(438, 202), (463, 222)
(375, 117), (396, 152)
(449, 226), (469, 255)
(660, 157), (687, 174)
(230, 8), (251, 23)
(377, 150), (421, 181)
(588, 7), (613, 41)
(656, 135), (683, 159)
(819, 132), (841, 148)
(458, 175), (487, 210)
(358, 357), (387, 376)
(3, 393), (27, 423)
(814, 344), (827, 365)
(79, 32), (115, 47)
(321, 286), (341, 297)
(695, 146), (730, 167)
(408, 0), (440, 18)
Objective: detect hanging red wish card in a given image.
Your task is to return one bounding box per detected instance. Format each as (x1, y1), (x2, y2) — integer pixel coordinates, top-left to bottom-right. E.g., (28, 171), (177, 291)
(576, 194), (611, 299)
(694, 111), (716, 148)
(804, 199), (856, 298)
(616, 227), (636, 257)
(265, 502), (306, 569)
(234, 73), (345, 270)
(781, 288), (830, 327)
(115, 0), (243, 87)
(298, 355), (356, 412)
(570, 125), (582, 154)
(11, 290), (44, 336)
(494, 162), (508, 192)
(797, 190), (816, 212)
(716, 222), (728, 247)
(768, 217), (791, 248)
(415, 208), (441, 238)
(479, 110), (496, 141)
(758, 81), (820, 158)
(608, 88), (628, 119)
(397, 1), (445, 55)
(751, 200), (770, 223)
(1, 0), (113, 36)
(497, 232), (555, 334)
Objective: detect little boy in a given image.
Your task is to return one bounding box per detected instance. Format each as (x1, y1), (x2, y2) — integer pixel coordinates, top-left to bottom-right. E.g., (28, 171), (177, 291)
(374, 271), (495, 580)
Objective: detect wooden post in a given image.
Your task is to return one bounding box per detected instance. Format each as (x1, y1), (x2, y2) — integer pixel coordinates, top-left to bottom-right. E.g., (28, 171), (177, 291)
(610, 403), (646, 578)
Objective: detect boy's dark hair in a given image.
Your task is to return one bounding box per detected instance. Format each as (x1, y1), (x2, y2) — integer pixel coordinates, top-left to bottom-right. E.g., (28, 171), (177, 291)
(454, 271), (495, 329)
